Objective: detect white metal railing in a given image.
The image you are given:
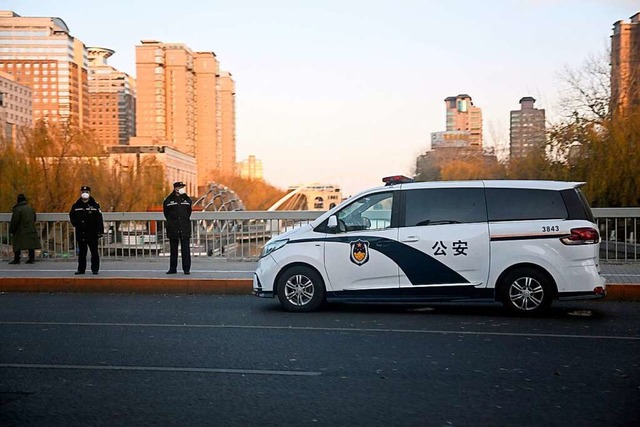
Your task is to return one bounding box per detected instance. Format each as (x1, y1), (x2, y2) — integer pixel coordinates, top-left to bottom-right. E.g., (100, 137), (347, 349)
(593, 208), (639, 262)
(0, 208), (638, 262)
(0, 211), (322, 261)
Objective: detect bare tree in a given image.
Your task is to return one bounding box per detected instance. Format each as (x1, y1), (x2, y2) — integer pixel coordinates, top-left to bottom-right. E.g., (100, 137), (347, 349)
(557, 50), (611, 124)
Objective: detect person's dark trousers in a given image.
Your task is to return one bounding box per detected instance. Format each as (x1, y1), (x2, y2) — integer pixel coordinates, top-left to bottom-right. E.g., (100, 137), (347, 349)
(169, 233), (191, 273)
(10, 250), (33, 263)
(77, 238), (100, 273)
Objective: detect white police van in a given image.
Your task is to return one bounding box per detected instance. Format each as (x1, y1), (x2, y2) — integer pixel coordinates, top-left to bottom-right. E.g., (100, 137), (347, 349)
(253, 176), (606, 314)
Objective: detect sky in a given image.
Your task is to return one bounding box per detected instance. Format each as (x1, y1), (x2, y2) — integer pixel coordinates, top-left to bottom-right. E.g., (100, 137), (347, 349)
(4, 0), (638, 196)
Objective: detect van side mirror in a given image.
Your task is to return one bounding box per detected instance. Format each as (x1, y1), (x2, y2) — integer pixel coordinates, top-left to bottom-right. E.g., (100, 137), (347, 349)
(327, 215), (338, 229)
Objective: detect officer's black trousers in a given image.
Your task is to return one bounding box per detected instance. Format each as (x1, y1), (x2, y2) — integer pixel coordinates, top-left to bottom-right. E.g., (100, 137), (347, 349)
(77, 238), (100, 273)
(169, 233), (191, 273)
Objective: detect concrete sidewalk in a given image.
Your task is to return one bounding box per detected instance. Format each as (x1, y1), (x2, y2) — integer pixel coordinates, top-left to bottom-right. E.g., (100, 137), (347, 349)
(0, 258), (639, 300)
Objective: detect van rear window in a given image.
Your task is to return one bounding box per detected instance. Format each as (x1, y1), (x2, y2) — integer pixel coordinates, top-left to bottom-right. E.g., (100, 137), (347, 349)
(486, 188), (568, 221)
(566, 188), (595, 222)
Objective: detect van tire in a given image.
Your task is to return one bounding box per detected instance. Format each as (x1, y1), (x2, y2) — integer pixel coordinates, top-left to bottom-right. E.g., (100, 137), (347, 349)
(500, 267), (552, 315)
(276, 266), (326, 312)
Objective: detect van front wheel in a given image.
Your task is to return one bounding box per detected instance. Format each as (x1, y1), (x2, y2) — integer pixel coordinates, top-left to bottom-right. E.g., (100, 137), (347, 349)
(276, 266), (325, 312)
(500, 268), (552, 315)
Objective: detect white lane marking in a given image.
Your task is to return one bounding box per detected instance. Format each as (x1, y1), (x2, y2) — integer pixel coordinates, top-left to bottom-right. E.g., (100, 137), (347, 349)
(2, 321), (639, 341)
(0, 363), (320, 376)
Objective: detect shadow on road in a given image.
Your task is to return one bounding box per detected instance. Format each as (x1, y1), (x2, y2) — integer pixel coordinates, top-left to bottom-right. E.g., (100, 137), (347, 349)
(259, 299), (609, 320)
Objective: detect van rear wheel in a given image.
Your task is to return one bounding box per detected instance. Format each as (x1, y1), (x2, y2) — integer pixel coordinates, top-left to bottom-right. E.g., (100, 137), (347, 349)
(500, 267), (552, 315)
(276, 266), (325, 312)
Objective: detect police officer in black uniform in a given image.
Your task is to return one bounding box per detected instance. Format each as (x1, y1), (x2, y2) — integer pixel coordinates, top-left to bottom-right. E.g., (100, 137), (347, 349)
(69, 185), (104, 275)
(163, 181), (192, 274)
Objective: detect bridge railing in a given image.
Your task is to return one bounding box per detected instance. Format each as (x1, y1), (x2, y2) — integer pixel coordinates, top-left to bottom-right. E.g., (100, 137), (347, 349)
(593, 208), (639, 263)
(0, 208), (638, 262)
(0, 211), (322, 262)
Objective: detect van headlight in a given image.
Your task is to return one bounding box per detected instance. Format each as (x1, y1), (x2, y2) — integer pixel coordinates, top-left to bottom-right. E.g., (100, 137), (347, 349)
(260, 239), (289, 258)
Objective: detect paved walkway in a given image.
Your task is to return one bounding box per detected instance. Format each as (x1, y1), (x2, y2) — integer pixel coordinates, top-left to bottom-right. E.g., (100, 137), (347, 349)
(0, 257), (255, 279)
(0, 258), (638, 300)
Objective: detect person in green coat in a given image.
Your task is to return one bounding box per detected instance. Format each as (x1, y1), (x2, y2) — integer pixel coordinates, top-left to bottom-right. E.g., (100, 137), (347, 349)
(9, 194), (41, 264)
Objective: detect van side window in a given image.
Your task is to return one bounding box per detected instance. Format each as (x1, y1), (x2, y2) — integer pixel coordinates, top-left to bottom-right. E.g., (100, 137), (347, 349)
(404, 188), (487, 227)
(337, 191), (394, 231)
(486, 188), (568, 221)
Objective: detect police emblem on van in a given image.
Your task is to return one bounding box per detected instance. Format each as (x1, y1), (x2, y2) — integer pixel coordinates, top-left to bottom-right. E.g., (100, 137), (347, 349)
(350, 240), (370, 265)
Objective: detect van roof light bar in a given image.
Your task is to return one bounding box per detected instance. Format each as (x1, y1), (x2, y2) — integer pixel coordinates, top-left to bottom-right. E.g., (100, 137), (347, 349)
(382, 175), (415, 186)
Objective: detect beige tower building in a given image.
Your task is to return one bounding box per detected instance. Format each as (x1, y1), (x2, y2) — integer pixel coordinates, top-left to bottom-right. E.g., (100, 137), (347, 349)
(509, 97), (546, 159)
(218, 71), (236, 176)
(0, 10), (89, 128)
(611, 12), (640, 113)
(193, 51), (220, 184)
(88, 47), (136, 145)
(236, 155), (263, 180)
(444, 94), (483, 147)
(135, 40), (236, 188)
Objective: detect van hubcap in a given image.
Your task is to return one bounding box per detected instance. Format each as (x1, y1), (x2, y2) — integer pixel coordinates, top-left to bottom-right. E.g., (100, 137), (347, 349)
(509, 277), (544, 311)
(284, 274), (314, 306)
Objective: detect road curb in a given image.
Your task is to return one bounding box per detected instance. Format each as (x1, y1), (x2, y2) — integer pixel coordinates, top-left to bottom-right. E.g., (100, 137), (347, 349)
(0, 278), (639, 300)
(0, 277), (253, 295)
(603, 283), (640, 301)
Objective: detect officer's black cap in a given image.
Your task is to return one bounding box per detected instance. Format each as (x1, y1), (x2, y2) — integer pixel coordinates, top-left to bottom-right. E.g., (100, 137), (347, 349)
(173, 181), (186, 188)
(81, 186), (91, 192)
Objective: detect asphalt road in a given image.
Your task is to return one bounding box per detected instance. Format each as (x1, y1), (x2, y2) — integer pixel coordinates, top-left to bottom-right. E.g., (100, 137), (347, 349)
(1, 294), (639, 426)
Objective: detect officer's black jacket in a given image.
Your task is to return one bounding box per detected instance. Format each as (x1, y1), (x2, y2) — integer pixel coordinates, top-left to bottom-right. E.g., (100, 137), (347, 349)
(163, 192), (192, 239)
(69, 197), (104, 242)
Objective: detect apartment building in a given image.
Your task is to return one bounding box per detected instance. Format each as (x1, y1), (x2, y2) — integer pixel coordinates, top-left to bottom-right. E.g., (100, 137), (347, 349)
(0, 70), (32, 142)
(88, 47), (136, 145)
(135, 40), (236, 188)
(509, 96), (546, 159)
(611, 12), (640, 113)
(444, 94), (483, 147)
(236, 155), (263, 180)
(0, 10), (89, 128)
(218, 71), (236, 176)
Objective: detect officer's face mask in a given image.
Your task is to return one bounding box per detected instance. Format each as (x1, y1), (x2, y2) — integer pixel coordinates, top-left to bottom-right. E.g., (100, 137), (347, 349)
(178, 188), (186, 195)
(81, 192), (90, 200)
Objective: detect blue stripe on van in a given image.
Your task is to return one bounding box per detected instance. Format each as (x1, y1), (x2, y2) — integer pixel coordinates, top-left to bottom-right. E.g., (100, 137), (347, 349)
(291, 236), (469, 286)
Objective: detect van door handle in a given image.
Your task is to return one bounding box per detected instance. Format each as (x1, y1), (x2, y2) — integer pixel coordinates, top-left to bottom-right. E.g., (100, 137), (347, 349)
(401, 236), (419, 243)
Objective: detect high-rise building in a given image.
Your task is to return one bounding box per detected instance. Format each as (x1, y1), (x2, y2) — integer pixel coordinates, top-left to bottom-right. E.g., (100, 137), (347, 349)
(236, 155), (263, 180)
(135, 40), (195, 154)
(611, 12), (640, 113)
(135, 40), (236, 188)
(444, 94), (483, 147)
(0, 70), (32, 142)
(218, 71), (236, 176)
(0, 10), (90, 128)
(193, 51), (220, 184)
(509, 96), (546, 159)
(88, 47), (136, 146)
